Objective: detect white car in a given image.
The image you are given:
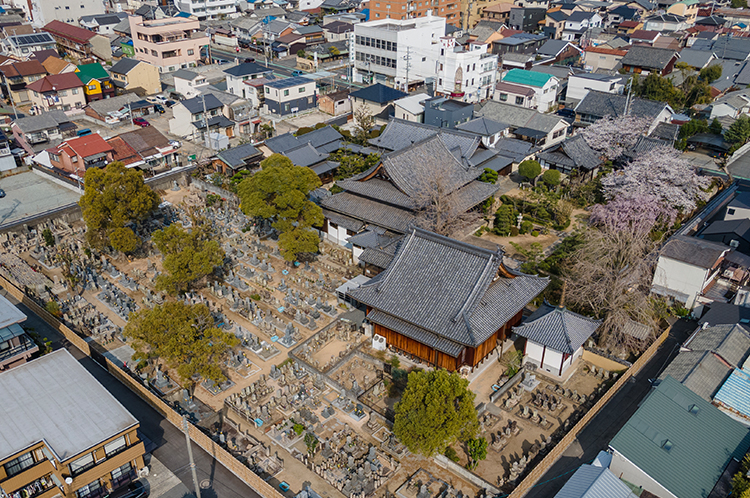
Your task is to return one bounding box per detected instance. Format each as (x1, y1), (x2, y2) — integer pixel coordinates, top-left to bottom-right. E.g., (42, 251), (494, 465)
(154, 95), (169, 104)
(104, 116), (120, 124)
(169, 140), (181, 149)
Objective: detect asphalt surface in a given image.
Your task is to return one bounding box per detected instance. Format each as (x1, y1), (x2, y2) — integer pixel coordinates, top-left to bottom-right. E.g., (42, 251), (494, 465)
(523, 319), (695, 498)
(5, 291), (261, 498)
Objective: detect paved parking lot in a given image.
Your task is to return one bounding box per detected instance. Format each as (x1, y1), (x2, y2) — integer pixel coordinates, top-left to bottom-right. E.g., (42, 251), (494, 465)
(0, 171), (81, 227)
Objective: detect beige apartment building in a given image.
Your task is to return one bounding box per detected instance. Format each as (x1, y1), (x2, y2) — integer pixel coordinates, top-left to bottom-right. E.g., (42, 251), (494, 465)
(129, 15), (206, 72)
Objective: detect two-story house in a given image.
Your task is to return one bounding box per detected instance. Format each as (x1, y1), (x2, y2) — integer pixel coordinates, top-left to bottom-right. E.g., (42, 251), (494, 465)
(0, 60), (48, 106)
(0, 350), (146, 498)
(1, 32), (56, 59)
(263, 76), (317, 116)
(75, 63), (114, 102)
(11, 111), (74, 155)
(46, 133), (114, 176)
(224, 62), (273, 100)
(499, 68), (558, 112)
(562, 11), (602, 41)
(169, 93), (235, 140)
(172, 69), (208, 98)
(42, 21), (112, 62)
(620, 45), (678, 75)
(26, 73), (85, 113)
(108, 58), (161, 95)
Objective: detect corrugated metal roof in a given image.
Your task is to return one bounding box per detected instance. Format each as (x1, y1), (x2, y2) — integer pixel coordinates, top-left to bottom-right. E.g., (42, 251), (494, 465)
(715, 368), (750, 421)
(554, 463), (637, 498)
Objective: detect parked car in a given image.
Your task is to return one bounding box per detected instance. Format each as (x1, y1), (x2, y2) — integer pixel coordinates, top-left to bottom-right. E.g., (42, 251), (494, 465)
(244, 57), (256, 63)
(104, 116), (120, 124)
(76, 128), (92, 137)
(166, 100), (178, 108)
(153, 95), (168, 104)
(0, 188), (5, 198)
(103, 481), (148, 498)
(133, 117), (150, 127)
(291, 69), (304, 76)
(154, 104), (165, 114)
(169, 140), (181, 149)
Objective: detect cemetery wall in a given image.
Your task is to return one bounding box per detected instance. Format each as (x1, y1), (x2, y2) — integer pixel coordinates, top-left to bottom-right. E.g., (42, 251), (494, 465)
(581, 349), (630, 373)
(0, 202), (82, 233)
(434, 455), (500, 494)
(0, 274), (285, 498)
(145, 165), (197, 192)
(507, 326), (671, 498)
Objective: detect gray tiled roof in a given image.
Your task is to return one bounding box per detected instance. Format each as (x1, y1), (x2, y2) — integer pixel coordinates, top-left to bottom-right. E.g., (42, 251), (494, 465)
(298, 125), (343, 149)
(337, 177), (416, 209)
(538, 135), (601, 172)
(513, 303), (601, 354)
(537, 39), (574, 57)
(349, 229), (549, 350)
(658, 350), (731, 401)
(285, 142), (328, 167)
(215, 143), (261, 168)
(678, 48), (716, 69)
(265, 132), (300, 154)
(685, 323), (750, 368)
(358, 244), (400, 269)
(369, 118), (480, 156)
(323, 210), (363, 232)
(621, 46), (677, 71)
(574, 90), (670, 121)
(456, 117), (509, 136)
(172, 69), (199, 81)
(476, 101), (566, 134)
(181, 94), (224, 114)
(347, 228), (398, 249)
(13, 110), (70, 133)
(109, 58), (140, 75)
(660, 235), (728, 269)
(87, 93), (141, 115)
(322, 193), (416, 232)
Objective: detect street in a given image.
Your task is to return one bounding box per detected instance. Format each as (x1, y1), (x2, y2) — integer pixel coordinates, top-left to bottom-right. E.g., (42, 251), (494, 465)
(3, 290), (262, 498)
(523, 319), (694, 498)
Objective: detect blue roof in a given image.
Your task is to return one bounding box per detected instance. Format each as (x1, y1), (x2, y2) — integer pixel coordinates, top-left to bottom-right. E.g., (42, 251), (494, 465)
(176, 11), (191, 17)
(349, 83), (407, 104)
(265, 76), (312, 89)
(715, 366), (750, 420)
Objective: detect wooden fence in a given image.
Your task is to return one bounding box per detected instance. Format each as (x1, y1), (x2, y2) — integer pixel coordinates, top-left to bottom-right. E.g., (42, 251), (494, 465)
(507, 326), (671, 498)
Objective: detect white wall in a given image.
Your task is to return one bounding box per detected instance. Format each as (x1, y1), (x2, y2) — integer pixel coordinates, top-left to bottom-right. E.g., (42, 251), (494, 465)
(525, 340), (545, 365)
(610, 451), (678, 498)
(652, 257), (712, 309)
(725, 205), (750, 221)
(567, 75), (624, 102)
(352, 244), (364, 264)
(174, 77), (208, 99)
(323, 219), (351, 246)
(437, 39), (498, 103)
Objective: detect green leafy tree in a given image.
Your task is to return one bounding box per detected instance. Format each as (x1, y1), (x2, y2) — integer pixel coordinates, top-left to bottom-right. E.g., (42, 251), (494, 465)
(109, 226), (139, 254)
(732, 0), (747, 8)
(79, 161), (159, 250)
(353, 106), (375, 144)
(42, 228), (55, 247)
(700, 64), (723, 83)
(45, 300), (61, 317)
(304, 432), (319, 455)
(332, 151), (380, 180)
(466, 437), (488, 470)
(494, 204), (515, 236)
(393, 369), (478, 457)
(635, 73), (684, 108)
(679, 119), (709, 139)
(329, 46), (340, 56)
(297, 49), (306, 57)
(152, 223), (225, 294)
(124, 302), (239, 388)
(542, 169), (561, 187)
(478, 167), (498, 184)
(725, 115), (750, 146)
(518, 160), (542, 182)
(237, 154), (323, 261)
(710, 118), (723, 135)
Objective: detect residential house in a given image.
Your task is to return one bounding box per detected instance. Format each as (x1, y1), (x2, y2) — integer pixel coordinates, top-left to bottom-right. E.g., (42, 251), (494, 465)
(223, 62), (273, 100)
(169, 93), (235, 140)
(0, 350), (146, 498)
(263, 76), (317, 116)
(129, 15), (204, 72)
(678, 47), (716, 70)
(11, 111), (74, 154)
(42, 21), (111, 62)
(29, 0), (105, 28)
(502, 69), (558, 112)
(695, 15), (727, 30)
(84, 93), (142, 122)
(574, 90), (673, 132)
(41, 56), (76, 75)
(0, 294), (33, 371)
(667, 0), (699, 24)
(491, 32), (547, 57)
(0, 60), (47, 105)
(700, 220), (750, 255)
(346, 228), (548, 371)
(536, 40), (581, 65)
(241, 76), (275, 111)
(705, 89), (750, 120)
(423, 96), (474, 128)
(106, 127), (179, 172)
(544, 9), (568, 39)
(629, 29), (660, 45)
(456, 116), (509, 148)
(476, 100), (569, 147)
(537, 134), (602, 177)
(79, 13), (127, 35)
(436, 38), (498, 103)
(1, 32), (56, 59)
(26, 73), (85, 113)
(368, 0), (460, 26)
(658, 350), (733, 403)
(295, 25), (325, 45)
(562, 11), (602, 42)
(172, 69), (208, 98)
(607, 5), (639, 25)
(609, 376), (750, 498)
(651, 235), (730, 309)
(393, 93), (429, 122)
(75, 63), (113, 102)
(725, 192), (750, 221)
(642, 12), (688, 31)
(212, 143), (263, 174)
(348, 83), (408, 121)
(353, 15), (445, 89)
(174, 0), (236, 20)
(583, 46), (628, 71)
(553, 457), (638, 498)
(509, 7), (546, 32)
(108, 58), (160, 95)
(566, 72), (624, 103)
(323, 21), (353, 42)
(493, 81), (535, 108)
(514, 303), (601, 380)
(46, 133), (114, 176)
(621, 45), (678, 75)
(481, 3), (513, 26)
(318, 88), (351, 116)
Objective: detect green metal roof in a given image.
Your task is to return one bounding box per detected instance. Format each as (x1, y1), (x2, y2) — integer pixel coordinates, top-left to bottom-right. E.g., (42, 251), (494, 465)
(502, 69), (554, 88)
(609, 376), (750, 498)
(75, 62), (109, 83)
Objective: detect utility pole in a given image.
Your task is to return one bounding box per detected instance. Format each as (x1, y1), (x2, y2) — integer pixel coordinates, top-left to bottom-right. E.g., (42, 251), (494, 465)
(182, 416), (202, 498)
(128, 102), (134, 129)
(201, 92), (213, 156)
(403, 47), (411, 93)
(624, 76), (633, 116)
(3, 74), (17, 120)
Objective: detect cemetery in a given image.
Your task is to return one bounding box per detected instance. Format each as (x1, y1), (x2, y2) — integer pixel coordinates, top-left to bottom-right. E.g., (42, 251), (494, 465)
(0, 179), (619, 498)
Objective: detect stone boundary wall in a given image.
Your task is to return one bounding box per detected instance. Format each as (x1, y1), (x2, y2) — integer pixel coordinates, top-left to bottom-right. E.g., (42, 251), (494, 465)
(434, 455), (500, 494)
(489, 370), (524, 404)
(507, 327), (671, 498)
(0, 274), (285, 498)
(581, 349), (631, 373)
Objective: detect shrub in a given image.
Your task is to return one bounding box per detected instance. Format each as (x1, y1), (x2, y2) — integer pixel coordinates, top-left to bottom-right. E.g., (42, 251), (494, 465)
(531, 230), (539, 237)
(520, 220), (533, 234)
(250, 293), (261, 300)
(542, 169), (561, 187)
(494, 205), (515, 236)
(518, 160), (541, 181)
(444, 446), (460, 463)
(42, 228), (55, 247)
(293, 423), (305, 435)
(296, 126), (314, 136)
(510, 227), (519, 236)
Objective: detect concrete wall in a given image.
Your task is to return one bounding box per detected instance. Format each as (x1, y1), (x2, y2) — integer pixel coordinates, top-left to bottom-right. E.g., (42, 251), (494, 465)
(609, 451), (678, 498)
(582, 349), (630, 372)
(652, 257), (710, 308)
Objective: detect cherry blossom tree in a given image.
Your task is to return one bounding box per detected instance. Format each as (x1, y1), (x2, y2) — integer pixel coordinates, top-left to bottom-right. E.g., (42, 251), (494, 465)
(590, 194), (677, 234)
(600, 146), (712, 213)
(581, 115), (651, 160)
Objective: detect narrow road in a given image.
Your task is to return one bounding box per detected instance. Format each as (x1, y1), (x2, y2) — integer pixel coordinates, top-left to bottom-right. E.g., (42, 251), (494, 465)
(5, 291), (262, 498)
(523, 319), (694, 498)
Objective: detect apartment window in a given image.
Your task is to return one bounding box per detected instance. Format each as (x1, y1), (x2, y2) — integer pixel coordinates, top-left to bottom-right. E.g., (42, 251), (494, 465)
(515, 96), (525, 105)
(4, 452), (35, 477)
(499, 93), (508, 101)
(111, 463), (133, 488)
(299, 86), (305, 93)
(438, 78), (442, 85)
(70, 453), (95, 476)
(284, 103), (290, 112)
(439, 63), (443, 70)
(87, 85), (96, 90)
(104, 436), (127, 457)
(729, 208), (736, 215)
(59, 90), (68, 96)
(187, 49), (194, 55)
(72, 88), (79, 94)
(553, 129), (564, 138)
(284, 89), (289, 96)
(151, 50), (157, 56)
(76, 480), (102, 498)
(472, 63), (475, 71)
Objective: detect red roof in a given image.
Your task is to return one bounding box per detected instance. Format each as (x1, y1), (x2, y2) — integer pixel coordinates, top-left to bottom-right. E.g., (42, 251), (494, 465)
(106, 136), (138, 166)
(26, 73), (83, 93)
(43, 20), (97, 44)
(0, 60), (46, 78)
(630, 29), (660, 41)
(51, 133), (113, 159)
(618, 20), (640, 28)
(585, 46), (629, 56)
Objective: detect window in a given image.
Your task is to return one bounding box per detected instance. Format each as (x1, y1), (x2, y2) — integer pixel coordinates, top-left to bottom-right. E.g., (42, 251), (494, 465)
(498, 93), (507, 101)
(515, 96), (524, 105)
(5, 452), (35, 477)
(65, 5), (69, 8)
(553, 129), (564, 139)
(187, 49), (194, 55)
(76, 479), (102, 498)
(104, 436), (127, 457)
(72, 88), (79, 94)
(70, 453), (95, 476)
(151, 49), (157, 56)
(283, 89), (289, 96)
(87, 85), (96, 90)
(111, 463), (132, 488)
(729, 208), (736, 215)
(299, 86), (305, 93)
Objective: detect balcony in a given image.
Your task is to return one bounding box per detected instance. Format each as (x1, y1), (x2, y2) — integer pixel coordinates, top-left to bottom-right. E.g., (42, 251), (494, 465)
(6, 474), (56, 498)
(67, 441), (145, 491)
(0, 334), (39, 368)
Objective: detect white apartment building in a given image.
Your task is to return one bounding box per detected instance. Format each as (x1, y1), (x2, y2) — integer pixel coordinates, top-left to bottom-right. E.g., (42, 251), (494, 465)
(29, 0), (104, 26)
(175, 0), (236, 20)
(352, 13), (445, 90)
(436, 38), (497, 103)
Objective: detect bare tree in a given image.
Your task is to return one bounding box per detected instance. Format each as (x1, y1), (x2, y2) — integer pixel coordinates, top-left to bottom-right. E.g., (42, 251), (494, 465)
(563, 222), (659, 354)
(411, 174), (483, 237)
(354, 105), (375, 142)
